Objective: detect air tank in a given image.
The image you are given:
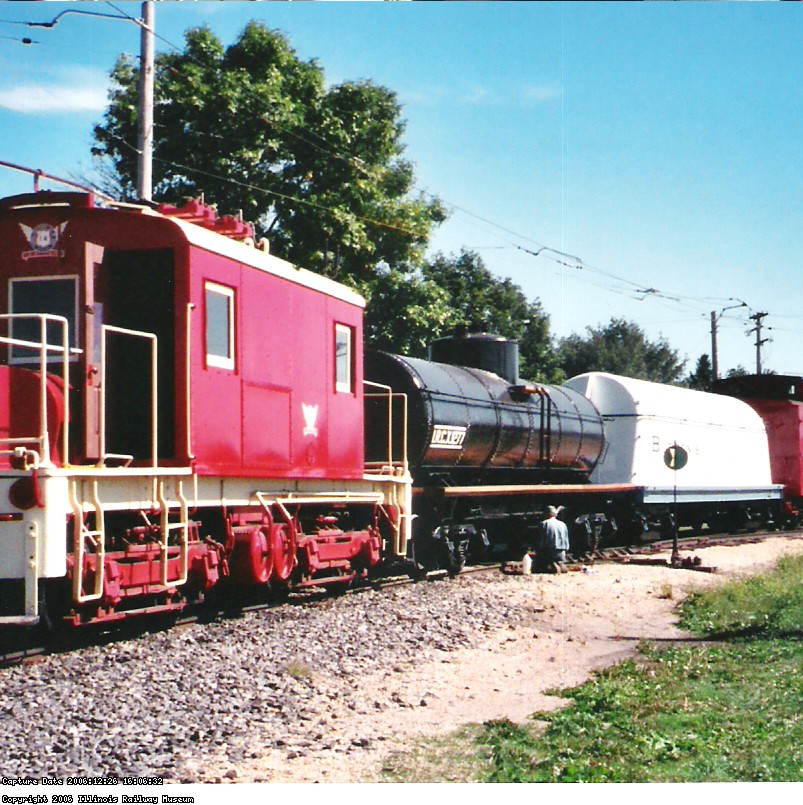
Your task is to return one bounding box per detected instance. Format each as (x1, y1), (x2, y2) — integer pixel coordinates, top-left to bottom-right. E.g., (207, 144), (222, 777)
(365, 350), (605, 482)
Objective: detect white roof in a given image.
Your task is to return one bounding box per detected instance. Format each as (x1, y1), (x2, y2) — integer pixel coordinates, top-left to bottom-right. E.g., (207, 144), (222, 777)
(565, 372), (766, 432)
(160, 213), (366, 309)
(565, 372), (774, 490)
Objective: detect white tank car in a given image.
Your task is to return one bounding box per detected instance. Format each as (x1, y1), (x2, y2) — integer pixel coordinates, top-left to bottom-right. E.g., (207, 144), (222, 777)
(564, 372), (782, 506)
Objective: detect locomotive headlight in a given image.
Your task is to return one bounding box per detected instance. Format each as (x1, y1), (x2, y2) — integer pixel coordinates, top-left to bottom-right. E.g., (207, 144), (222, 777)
(8, 477), (39, 510)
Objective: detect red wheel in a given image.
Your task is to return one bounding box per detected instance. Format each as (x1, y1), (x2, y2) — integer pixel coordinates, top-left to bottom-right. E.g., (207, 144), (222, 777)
(230, 525), (273, 585)
(270, 522), (296, 582)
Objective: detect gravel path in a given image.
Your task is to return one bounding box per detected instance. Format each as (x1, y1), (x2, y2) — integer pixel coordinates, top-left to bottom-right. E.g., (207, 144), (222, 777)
(2, 536), (803, 784)
(0, 573), (528, 782)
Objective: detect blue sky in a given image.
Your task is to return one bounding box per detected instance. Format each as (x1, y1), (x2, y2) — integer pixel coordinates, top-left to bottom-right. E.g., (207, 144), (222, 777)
(1, 1), (802, 378)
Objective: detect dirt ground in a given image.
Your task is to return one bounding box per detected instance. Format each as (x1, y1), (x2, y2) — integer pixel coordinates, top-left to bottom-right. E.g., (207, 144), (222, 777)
(236, 536), (803, 783)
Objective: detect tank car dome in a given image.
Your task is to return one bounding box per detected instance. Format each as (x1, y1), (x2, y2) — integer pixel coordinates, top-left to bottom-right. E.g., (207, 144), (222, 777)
(429, 333), (519, 385)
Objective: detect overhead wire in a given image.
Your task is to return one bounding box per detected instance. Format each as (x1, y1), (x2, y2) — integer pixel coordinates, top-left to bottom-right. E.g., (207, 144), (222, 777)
(88, 6), (759, 320)
(2, 3), (778, 336)
(90, 3), (705, 306)
(103, 130), (428, 239)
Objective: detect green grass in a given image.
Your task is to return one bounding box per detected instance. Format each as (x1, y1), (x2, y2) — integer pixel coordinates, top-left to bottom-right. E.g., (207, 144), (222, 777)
(384, 553), (803, 782)
(678, 553), (803, 638)
(481, 639), (803, 782)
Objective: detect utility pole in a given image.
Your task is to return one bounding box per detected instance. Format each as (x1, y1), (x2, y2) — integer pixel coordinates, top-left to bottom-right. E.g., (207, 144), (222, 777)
(748, 311), (769, 375)
(710, 301), (748, 381)
(710, 310), (719, 380)
(137, 1), (155, 202)
(29, 4), (155, 201)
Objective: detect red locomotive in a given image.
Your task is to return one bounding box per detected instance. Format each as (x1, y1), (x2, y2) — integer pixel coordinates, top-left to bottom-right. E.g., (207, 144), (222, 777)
(0, 191), (410, 627)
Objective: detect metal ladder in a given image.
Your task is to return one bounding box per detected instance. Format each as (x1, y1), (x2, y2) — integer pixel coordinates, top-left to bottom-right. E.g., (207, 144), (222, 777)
(158, 479), (189, 587)
(68, 478), (190, 606)
(69, 479), (106, 604)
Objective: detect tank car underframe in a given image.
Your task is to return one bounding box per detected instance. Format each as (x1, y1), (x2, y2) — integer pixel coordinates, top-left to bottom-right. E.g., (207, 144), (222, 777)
(410, 482), (784, 572)
(0, 466), (412, 628)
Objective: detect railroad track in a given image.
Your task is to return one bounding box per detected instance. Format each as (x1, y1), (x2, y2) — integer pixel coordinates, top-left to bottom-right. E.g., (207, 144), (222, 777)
(2, 529), (800, 669)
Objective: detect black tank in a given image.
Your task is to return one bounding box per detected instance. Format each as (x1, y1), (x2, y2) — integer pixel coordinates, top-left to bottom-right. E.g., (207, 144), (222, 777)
(364, 351), (605, 483)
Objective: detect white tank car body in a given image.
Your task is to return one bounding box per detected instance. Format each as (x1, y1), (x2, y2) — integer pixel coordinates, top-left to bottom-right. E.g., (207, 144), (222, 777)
(564, 372), (782, 505)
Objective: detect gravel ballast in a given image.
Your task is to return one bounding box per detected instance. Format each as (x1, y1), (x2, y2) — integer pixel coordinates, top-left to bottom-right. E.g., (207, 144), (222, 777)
(0, 572), (528, 782)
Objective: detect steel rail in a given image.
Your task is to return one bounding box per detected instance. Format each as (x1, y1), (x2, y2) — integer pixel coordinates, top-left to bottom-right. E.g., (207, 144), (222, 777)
(2, 529), (800, 669)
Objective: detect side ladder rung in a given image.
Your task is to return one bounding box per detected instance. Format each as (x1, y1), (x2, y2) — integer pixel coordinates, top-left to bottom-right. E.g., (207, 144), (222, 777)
(0, 615), (40, 626)
(69, 480), (106, 604)
(158, 480), (189, 588)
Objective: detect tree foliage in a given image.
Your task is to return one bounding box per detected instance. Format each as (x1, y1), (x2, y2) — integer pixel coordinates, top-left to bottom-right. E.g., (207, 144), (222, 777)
(93, 23), (446, 277)
(557, 318), (685, 383)
(357, 251), (562, 382)
(725, 365), (750, 378)
(685, 353), (713, 391)
(357, 267), (456, 359)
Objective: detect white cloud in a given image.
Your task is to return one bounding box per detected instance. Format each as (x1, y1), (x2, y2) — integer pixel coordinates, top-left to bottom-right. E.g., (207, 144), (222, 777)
(0, 67), (109, 114)
(458, 83), (563, 108)
(461, 85), (495, 106)
(523, 83), (563, 103)
(397, 87), (448, 107)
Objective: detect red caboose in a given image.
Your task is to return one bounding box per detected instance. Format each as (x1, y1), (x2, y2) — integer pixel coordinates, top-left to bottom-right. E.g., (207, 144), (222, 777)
(0, 191), (411, 626)
(714, 374), (803, 510)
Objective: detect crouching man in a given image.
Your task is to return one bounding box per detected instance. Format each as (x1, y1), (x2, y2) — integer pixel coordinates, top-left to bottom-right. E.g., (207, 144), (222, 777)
(538, 505), (569, 573)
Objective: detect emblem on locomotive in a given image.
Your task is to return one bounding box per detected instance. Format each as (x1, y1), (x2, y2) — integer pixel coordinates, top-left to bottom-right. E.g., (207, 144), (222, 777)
(19, 221), (68, 260)
(430, 424), (467, 450)
(302, 403), (319, 437)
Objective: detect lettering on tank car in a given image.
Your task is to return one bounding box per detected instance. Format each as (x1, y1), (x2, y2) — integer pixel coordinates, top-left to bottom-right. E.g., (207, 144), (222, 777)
(430, 425), (467, 450)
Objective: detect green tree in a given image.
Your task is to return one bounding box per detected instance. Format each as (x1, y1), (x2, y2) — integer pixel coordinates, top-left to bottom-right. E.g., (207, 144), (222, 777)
(93, 23), (445, 277)
(423, 251), (561, 382)
(357, 251), (561, 381)
(558, 318), (685, 383)
(725, 365), (750, 378)
(356, 267), (458, 359)
(686, 353), (713, 391)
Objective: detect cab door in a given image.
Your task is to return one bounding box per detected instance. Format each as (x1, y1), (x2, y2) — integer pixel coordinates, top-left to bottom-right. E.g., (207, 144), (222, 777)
(83, 242), (104, 462)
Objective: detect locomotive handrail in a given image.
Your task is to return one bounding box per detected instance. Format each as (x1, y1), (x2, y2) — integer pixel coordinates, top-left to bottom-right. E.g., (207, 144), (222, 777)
(185, 302), (195, 461)
(364, 381), (408, 477)
(0, 336), (81, 356)
(69, 478), (106, 605)
(99, 325), (158, 468)
(0, 314), (73, 467)
(0, 446), (41, 471)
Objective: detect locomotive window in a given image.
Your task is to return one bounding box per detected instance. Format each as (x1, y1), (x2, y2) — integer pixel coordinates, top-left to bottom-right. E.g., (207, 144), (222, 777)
(8, 276), (78, 363)
(205, 282), (235, 370)
(335, 323), (353, 393)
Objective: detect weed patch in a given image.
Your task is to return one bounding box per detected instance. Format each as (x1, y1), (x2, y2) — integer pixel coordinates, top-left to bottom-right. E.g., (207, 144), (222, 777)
(679, 554), (803, 638)
(474, 553), (803, 782)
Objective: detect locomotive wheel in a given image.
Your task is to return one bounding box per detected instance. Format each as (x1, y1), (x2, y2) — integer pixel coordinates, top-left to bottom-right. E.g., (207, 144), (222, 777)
(444, 538), (466, 577)
(230, 525), (273, 586)
(270, 523), (296, 582)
